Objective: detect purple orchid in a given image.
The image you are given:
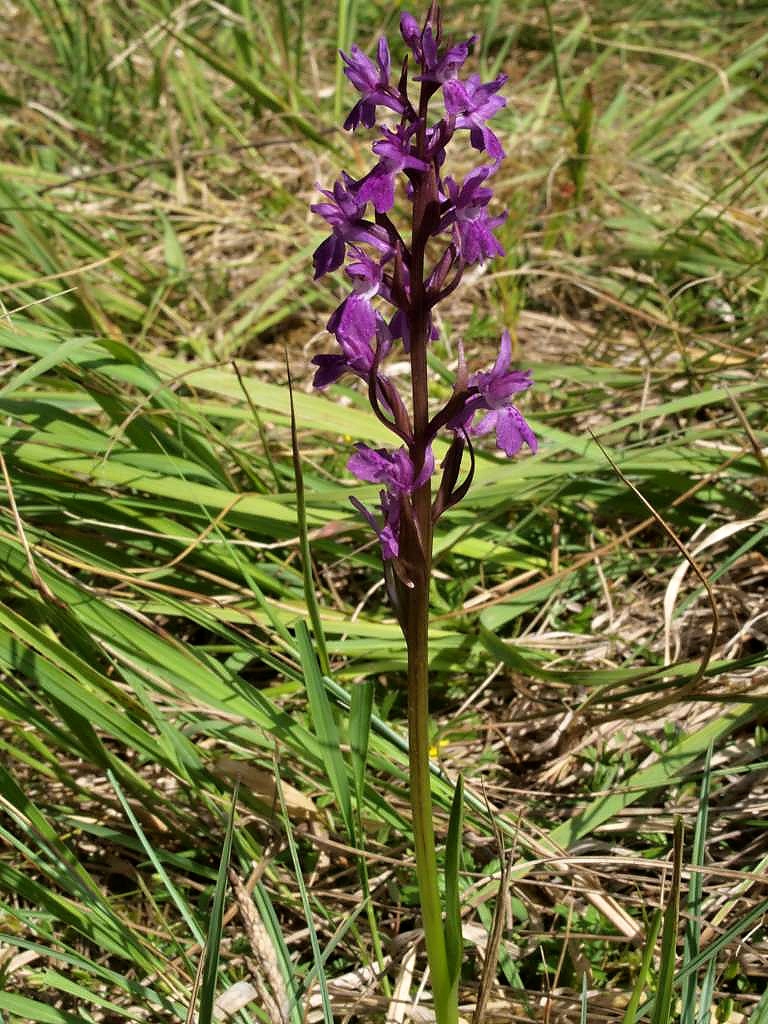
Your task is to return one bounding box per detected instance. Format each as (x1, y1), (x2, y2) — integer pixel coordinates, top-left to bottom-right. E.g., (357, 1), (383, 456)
(441, 166), (507, 263)
(449, 331), (537, 456)
(400, 12), (476, 84)
(309, 10), (540, 1013)
(348, 443), (435, 492)
(443, 73), (508, 161)
(341, 38), (405, 130)
(344, 246), (387, 300)
(473, 404), (537, 456)
(350, 491), (401, 560)
(312, 173), (392, 278)
(357, 125), (430, 213)
(311, 4), (535, 563)
(311, 294), (388, 389)
(347, 444), (435, 559)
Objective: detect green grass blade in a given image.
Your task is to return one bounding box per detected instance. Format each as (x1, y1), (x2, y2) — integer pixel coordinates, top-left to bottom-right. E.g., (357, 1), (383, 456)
(652, 818), (684, 1024)
(349, 677), (373, 805)
(274, 757), (332, 1024)
(295, 619), (354, 840)
(580, 971), (589, 1024)
(696, 959), (717, 1024)
(334, 0), (357, 122)
(0, 993), (82, 1024)
(252, 882), (303, 1024)
(287, 357), (330, 675)
(748, 985), (768, 1024)
(444, 774), (464, 986)
(622, 911), (662, 1024)
(682, 745), (712, 1024)
(196, 784), (238, 1024)
(0, 335), (94, 396)
(107, 768), (205, 947)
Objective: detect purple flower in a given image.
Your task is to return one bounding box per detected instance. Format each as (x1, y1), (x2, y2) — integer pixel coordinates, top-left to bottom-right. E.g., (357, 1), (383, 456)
(469, 331), (532, 405)
(311, 173), (392, 278)
(473, 405), (537, 456)
(345, 246), (386, 299)
(347, 443), (435, 559)
(350, 491), (401, 560)
(400, 13), (475, 83)
(441, 166), (506, 264)
(357, 125), (430, 213)
(348, 443), (435, 492)
(399, 12), (422, 53)
(341, 39), (405, 130)
(344, 247), (406, 322)
(311, 294), (389, 389)
(443, 73), (507, 161)
(311, 6), (536, 566)
(312, 233), (346, 279)
(450, 332), (536, 456)
(327, 291), (376, 343)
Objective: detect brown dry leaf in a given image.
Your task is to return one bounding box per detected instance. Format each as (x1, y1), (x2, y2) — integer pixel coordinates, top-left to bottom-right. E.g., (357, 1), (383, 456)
(213, 980), (259, 1020)
(211, 757), (319, 822)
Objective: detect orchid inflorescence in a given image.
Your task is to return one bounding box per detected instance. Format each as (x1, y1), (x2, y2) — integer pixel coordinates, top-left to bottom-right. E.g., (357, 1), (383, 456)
(309, 10), (538, 1014)
(311, 2), (536, 586)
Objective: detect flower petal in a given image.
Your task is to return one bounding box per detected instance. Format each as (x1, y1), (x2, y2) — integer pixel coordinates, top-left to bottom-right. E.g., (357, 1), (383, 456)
(495, 406), (537, 456)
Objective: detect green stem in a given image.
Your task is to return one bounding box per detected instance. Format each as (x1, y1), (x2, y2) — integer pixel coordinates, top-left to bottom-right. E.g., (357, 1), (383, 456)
(406, 561), (457, 1024)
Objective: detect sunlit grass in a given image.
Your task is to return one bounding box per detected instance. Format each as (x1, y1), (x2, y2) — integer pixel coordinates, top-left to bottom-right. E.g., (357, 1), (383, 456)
(0, 1), (766, 1020)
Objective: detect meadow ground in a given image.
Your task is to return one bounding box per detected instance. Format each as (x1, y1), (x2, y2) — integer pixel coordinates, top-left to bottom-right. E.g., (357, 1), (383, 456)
(0, 1), (767, 1021)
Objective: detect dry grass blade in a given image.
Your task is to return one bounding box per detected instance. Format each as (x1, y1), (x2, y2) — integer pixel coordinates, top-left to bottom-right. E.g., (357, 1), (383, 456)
(589, 431), (720, 709)
(386, 943), (418, 1024)
(472, 798), (510, 1024)
(725, 384), (768, 475)
(0, 451), (60, 607)
(664, 510), (768, 664)
(230, 870), (289, 1024)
